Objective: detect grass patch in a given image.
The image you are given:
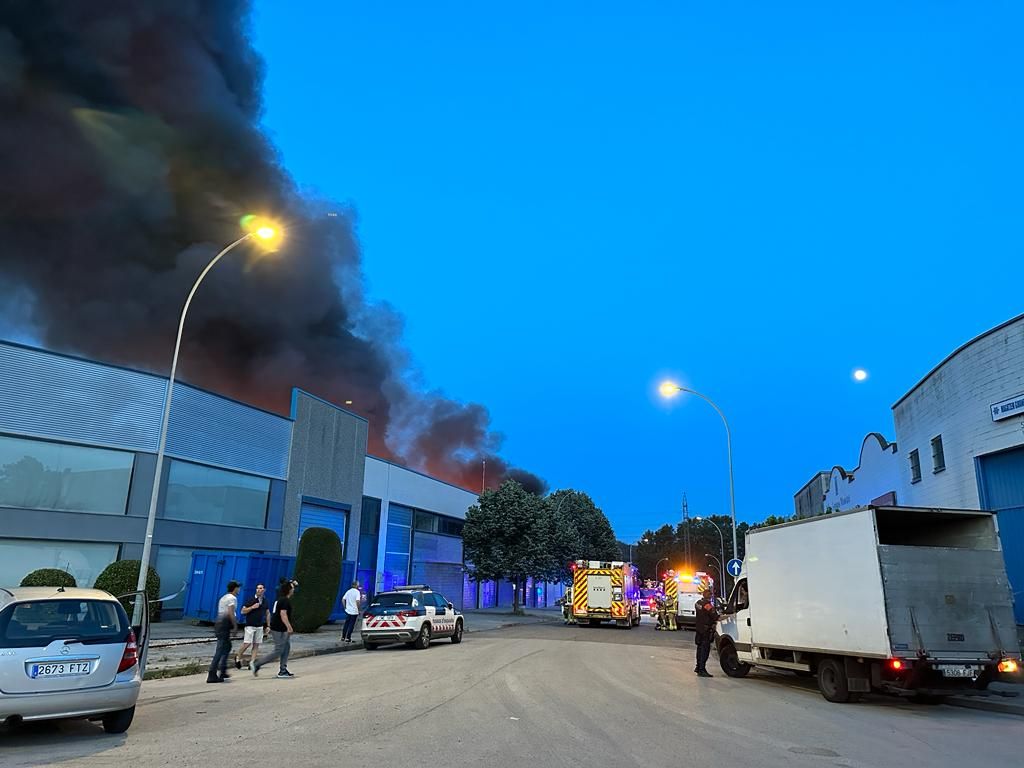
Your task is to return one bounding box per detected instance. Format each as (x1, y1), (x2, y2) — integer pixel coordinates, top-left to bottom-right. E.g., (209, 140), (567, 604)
(144, 661), (204, 681)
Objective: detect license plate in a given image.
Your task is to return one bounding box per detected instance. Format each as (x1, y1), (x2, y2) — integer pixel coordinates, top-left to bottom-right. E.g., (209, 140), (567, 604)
(29, 661), (93, 679)
(937, 665), (980, 678)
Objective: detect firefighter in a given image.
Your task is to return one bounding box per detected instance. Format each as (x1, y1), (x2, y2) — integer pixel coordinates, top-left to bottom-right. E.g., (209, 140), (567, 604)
(665, 590), (678, 631)
(655, 595), (667, 630)
(562, 587), (576, 624)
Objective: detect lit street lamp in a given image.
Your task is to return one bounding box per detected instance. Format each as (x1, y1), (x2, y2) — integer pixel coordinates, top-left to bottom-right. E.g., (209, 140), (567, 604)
(135, 221), (280, 608)
(656, 557), (669, 578)
(628, 537), (649, 564)
(659, 381), (738, 567)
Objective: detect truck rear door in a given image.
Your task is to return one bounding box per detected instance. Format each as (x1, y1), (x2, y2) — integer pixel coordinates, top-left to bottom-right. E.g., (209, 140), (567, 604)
(874, 508), (1018, 660)
(587, 574), (612, 610)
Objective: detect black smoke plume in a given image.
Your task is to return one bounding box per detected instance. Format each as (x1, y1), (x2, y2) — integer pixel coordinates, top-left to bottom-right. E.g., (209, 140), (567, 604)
(0, 0), (543, 494)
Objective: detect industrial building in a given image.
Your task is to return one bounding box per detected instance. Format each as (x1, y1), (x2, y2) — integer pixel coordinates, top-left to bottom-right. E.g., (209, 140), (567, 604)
(797, 313), (1024, 622)
(0, 339), (563, 618)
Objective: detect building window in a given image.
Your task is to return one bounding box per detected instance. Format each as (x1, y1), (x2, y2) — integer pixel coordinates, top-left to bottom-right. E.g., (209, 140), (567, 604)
(164, 460), (270, 528)
(414, 510), (438, 533)
(438, 517), (464, 537)
(0, 434), (134, 515)
(909, 449), (922, 484)
(0, 538), (120, 588)
(931, 435), (946, 473)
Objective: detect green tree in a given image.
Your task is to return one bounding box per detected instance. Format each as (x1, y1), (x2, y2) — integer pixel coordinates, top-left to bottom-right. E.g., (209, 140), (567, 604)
(546, 489), (620, 566)
(94, 560), (161, 621)
(464, 479), (550, 614)
(20, 568), (77, 588)
(291, 526), (343, 632)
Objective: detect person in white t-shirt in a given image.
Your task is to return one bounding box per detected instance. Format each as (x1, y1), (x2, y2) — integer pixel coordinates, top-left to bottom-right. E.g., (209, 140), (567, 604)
(207, 580), (239, 683)
(340, 581), (362, 644)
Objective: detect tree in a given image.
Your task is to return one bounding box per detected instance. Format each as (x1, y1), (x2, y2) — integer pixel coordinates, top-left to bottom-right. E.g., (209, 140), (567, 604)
(463, 479), (550, 614)
(20, 568), (77, 588)
(94, 560), (161, 621)
(291, 526), (343, 632)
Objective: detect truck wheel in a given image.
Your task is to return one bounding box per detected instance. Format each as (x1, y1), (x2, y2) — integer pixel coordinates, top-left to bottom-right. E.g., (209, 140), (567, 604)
(719, 642), (751, 678)
(817, 658), (855, 703)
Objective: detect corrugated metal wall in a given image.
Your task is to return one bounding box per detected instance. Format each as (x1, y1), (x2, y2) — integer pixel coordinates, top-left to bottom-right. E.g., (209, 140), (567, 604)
(0, 342), (291, 479)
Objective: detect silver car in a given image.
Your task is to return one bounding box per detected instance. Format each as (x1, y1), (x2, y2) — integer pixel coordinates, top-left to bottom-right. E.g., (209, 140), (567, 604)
(0, 587), (151, 734)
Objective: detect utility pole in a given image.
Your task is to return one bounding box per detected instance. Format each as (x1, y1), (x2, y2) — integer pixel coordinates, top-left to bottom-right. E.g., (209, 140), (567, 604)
(481, 459), (486, 493)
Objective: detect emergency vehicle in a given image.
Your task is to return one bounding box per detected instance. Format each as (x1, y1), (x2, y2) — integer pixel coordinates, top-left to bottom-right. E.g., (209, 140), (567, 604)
(571, 560), (641, 628)
(360, 585), (463, 650)
(673, 571), (714, 628)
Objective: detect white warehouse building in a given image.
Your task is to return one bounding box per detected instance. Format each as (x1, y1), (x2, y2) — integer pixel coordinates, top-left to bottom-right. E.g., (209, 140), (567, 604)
(801, 313), (1024, 623)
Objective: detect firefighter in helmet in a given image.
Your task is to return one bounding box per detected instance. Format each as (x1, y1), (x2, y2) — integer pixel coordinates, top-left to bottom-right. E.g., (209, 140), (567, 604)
(665, 589), (678, 631)
(655, 594), (667, 630)
(561, 587), (576, 624)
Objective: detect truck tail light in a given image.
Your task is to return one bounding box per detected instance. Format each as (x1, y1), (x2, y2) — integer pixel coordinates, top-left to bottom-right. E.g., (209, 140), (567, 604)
(998, 658), (1019, 674)
(888, 659), (904, 671)
(118, 629), (139, 673)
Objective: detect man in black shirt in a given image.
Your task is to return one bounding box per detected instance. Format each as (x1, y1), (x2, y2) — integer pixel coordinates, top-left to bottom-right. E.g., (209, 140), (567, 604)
(693, 588), (719, 678)
(235, 583), (270, 669)
(252, 580), (295, 679)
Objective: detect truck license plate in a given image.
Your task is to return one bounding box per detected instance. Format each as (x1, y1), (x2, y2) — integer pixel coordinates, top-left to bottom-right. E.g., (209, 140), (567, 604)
(938, 665), (979, 678)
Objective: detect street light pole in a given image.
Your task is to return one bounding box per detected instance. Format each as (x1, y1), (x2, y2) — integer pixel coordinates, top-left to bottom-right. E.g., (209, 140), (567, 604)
(695, 516), (727, 599)
(656, 557), (669, 578)
(659, 383), (738, 563)
(135, 231), (268, 605)
(704, 553), (725, 599)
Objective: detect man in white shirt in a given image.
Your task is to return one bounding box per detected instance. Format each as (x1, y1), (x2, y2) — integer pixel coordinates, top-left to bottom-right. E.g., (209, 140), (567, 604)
(340, 580), (362, 644)
(207, 580), (240, 683)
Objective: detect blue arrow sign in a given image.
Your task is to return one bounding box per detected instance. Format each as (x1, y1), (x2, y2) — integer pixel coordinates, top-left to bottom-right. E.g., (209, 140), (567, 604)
(726, 558), (743, 578)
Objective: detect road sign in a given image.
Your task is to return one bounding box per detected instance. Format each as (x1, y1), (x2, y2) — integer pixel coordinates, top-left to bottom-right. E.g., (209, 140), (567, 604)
(726, 558), (743, 578)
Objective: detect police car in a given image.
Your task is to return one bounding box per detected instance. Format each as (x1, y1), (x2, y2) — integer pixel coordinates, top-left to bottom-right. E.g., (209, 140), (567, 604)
(361, 585), (463, 650)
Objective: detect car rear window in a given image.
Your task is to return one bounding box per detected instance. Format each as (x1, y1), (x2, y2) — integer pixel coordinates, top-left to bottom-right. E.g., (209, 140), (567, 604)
(369, 593), (418, 608)
(0, 599), (129, 648)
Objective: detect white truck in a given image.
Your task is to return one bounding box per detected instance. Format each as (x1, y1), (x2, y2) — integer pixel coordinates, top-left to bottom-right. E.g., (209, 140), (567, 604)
(715, 506), (1021, 703)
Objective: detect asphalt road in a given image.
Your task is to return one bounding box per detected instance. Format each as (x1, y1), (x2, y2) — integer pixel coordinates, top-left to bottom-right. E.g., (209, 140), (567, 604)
(2, 618), (1019, 768)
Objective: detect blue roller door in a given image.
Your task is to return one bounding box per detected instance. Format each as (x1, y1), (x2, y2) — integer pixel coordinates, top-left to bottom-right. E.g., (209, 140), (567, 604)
(978, 447), (1024, 624)
(297, 500), (348, 553)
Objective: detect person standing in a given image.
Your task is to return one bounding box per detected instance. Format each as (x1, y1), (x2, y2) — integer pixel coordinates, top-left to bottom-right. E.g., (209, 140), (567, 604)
(252, 580), (295, 679)
(693, 588), (719, 678)
(235, 583), (270, 669)
(207, 580), (240, 684)
(340, 580), (362, 644)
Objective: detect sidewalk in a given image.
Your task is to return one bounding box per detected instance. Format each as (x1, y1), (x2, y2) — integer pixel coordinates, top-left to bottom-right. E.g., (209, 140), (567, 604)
(947, 681), (1023, 717)
(144, 608), (561, 679)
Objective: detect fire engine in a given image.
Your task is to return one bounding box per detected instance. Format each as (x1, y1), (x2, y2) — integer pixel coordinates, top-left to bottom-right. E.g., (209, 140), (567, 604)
(571, 560), (641, 628)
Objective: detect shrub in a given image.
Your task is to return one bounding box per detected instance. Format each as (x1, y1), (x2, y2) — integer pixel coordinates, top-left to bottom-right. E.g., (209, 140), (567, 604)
(290, 527), (342, 632)
(93, 560), (161, 622)
(20, 568), (77, 588)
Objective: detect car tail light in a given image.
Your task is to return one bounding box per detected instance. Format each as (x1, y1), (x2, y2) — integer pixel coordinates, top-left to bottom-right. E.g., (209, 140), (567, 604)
(118, 629), (138, 673)
(998, 658), (1019, 674)
(397, 609), (422, 620)
(363, 612), (375, 619)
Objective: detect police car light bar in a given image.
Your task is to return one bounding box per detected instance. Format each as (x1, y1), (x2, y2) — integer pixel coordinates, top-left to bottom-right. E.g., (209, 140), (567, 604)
(394, 584), (430, 591)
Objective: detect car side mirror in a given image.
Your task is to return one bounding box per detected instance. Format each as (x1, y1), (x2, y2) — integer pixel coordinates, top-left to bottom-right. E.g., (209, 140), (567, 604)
(447, 603), (454, 610)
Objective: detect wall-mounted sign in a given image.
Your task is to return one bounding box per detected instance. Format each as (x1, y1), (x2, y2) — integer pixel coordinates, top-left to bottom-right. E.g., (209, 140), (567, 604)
(991, 393), (1024, 421)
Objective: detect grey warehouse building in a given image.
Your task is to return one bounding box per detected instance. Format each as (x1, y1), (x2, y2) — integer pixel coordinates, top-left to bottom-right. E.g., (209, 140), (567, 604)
(0, 340), (565, 617)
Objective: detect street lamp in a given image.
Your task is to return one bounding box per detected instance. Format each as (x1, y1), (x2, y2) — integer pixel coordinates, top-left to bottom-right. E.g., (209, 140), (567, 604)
(659, 381), (738, 564)
(656, 557), (669, 578)
(134, 221), (281, 607)
(704, 553), (725, 600)
(628, 537), (649, 564)
(694, 515), (727, 597)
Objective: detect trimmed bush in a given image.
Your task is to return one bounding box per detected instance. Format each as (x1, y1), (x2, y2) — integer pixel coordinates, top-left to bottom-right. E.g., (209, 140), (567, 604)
(20, 568), (77, 588)
(291, 527), (342, 633)
(93, 560), (161, 622)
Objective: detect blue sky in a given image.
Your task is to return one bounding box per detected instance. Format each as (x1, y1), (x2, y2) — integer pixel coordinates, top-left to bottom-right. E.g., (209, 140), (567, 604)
(251, 2), (1023, 540)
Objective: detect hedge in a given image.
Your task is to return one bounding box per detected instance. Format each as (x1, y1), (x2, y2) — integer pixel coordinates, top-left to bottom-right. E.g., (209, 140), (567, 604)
(93, 560), (162, 622)
(290, 527), (342, 632)
(20, 568), (77, 588)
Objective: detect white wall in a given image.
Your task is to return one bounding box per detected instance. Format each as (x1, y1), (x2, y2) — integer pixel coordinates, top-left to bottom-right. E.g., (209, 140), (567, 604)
(363, 456), (478, 519)
(895, 317), (1024, 509)
(824, 433), (901, 512)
